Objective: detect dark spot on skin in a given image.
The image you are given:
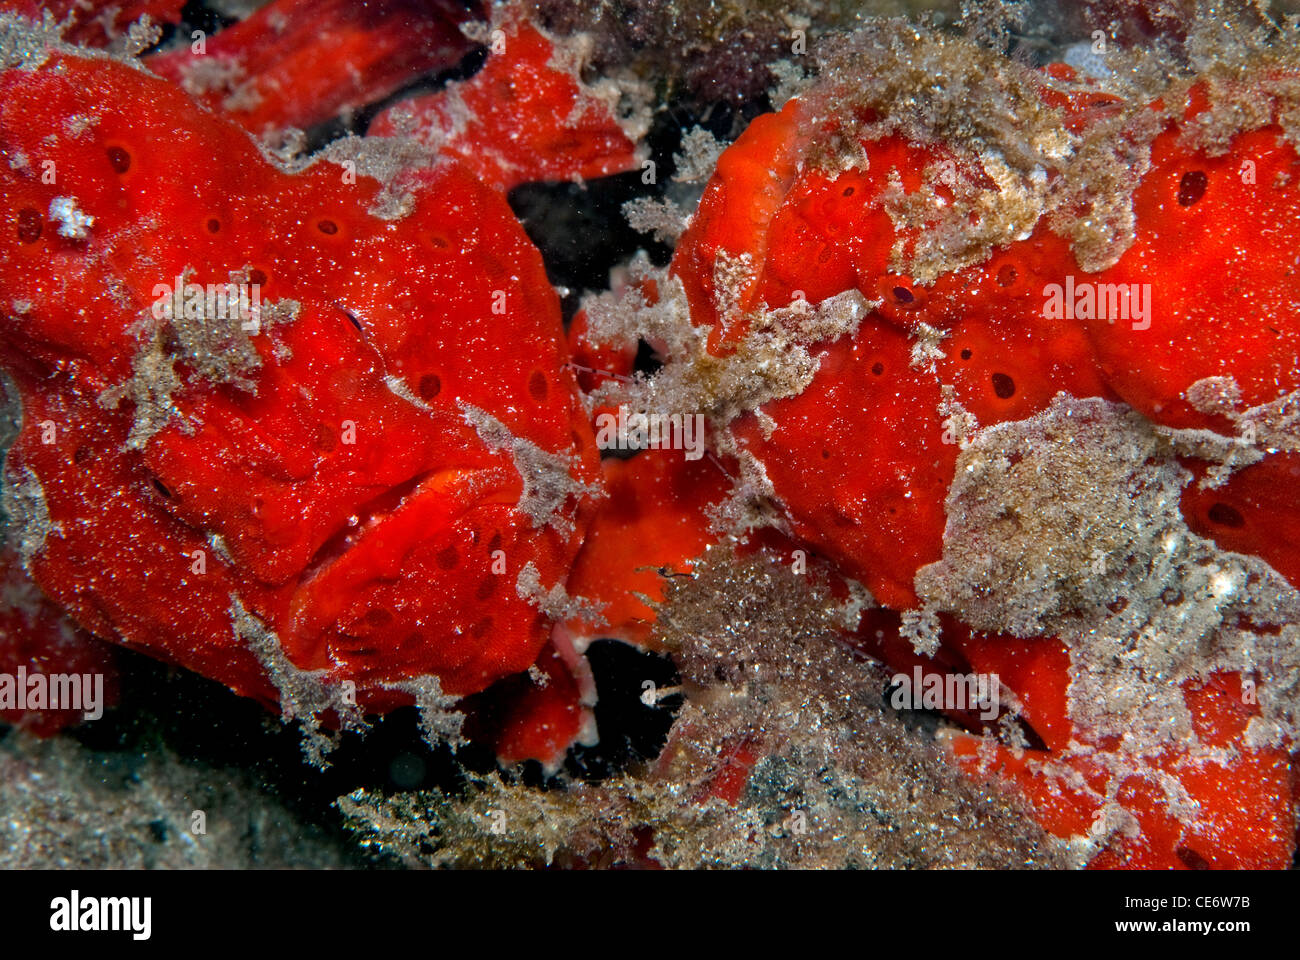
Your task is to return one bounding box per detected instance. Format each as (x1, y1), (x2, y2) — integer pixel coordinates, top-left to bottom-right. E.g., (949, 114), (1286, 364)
(418, 373), (441, 400)
(991, 372), (1016, 399)
(960, 348), (973, 360)
(871, 362), (885, 376)
(74, 445), (93, 465)
(365, 608), (392, 627)
(842, 186), (855, 197)
(821, 449), (831, 459)
(488, 532), (503, 554)
(1178, 170), (1208, 207)
(892, 285), (914, 304)
(428, 233), (449, 248)
(476, 577), (495, 601)
(207, 218), (221, 233)
(314, 424), (335, 452)
(436, 545), (458, 570)
(996, 264), (1018, 286)
(528, 369), (548, 402)
(471, 617), (491, 639)
(249, 268), (268, 286)
(1175, 846), (1211, 870)
(1207, 502), (1245, 528)
(317, 219), (338, 235)
(106, 146), (131, 174)
(16, 208), (41, 243)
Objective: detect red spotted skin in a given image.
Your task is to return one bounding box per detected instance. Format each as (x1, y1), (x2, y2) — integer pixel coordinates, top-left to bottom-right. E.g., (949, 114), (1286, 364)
(1181, 453), (1300, 591)
(147, 0), (481, 136)
(730, 323), (953, 611)
(672, 93), (1119, 610)
(564, 448), (732, 648)
(851, 611), (1296, 869)
(666, 68), (1300, 867)
(949, 633), (1296, 870)
(368, 18), (641, 193)
(0, 54), (599, 710)
(1083, 100), (1300, 430)
(489, 644), (585, 769)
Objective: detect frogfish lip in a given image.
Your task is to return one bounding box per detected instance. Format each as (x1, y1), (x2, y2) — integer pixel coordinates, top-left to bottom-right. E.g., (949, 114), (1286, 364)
(282, 463), (520, 672)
